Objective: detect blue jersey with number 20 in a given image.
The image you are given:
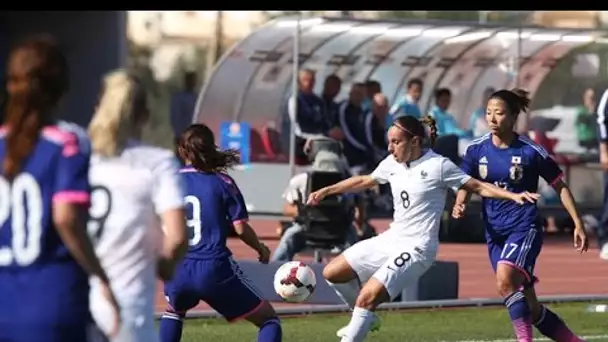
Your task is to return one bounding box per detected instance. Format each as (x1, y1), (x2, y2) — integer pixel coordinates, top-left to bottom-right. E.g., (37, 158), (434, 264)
(0, 124), (92, 342)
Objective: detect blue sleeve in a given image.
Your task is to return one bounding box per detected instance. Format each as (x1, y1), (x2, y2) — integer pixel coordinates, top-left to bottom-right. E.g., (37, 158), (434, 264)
(534, 148), (563, 185)
(389, 96), (405, 116)
(53, 132), (91, 205)
(219, 174), (249, 223)
(410, 104), (422, 119)
(460, 144), (477, 178)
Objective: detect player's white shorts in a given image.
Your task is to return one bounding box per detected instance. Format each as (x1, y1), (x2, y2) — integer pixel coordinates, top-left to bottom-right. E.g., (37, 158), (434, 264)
(342, 233), (434, 299)
(89, 289), (158, 342)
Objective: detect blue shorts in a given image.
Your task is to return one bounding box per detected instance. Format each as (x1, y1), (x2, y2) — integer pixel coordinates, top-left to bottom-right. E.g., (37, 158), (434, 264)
(487, 228), (543, 285)
(164, 257), (263, 322)
(0, 324), (91, 342)
(0, 260), (91, 342)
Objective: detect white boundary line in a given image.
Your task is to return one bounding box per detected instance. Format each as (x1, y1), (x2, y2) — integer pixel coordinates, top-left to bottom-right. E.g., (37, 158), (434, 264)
(446, 335), (608, 342)
(159, 294), (608, 320)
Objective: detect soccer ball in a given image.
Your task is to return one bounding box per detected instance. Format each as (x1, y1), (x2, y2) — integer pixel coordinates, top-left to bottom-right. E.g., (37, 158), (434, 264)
(273, 261), (317, 303)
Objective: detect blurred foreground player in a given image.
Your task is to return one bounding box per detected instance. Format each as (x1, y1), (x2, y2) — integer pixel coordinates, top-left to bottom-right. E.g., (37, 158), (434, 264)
(159, 123), (282, 342)
(454, 88), (587, 342)
(0, 36), (120, 341)
(87, 70), (189, 341)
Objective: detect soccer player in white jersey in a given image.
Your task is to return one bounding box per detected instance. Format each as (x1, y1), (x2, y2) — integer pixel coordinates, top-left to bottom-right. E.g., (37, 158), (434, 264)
(307, 115), (540, 342)
(87, 70), (189, 342)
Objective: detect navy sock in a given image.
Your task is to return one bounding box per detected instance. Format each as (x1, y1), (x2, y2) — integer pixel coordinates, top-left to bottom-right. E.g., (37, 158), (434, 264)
(257, 317), (282, 342)
(504, 291), (533, 341)
(534, 305), (582, 342)
(159, 309), (185, 342)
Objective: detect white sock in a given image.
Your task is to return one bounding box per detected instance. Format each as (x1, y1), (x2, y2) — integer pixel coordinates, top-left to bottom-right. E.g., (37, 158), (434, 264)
(340, 307), (376, 342)
(327, 278), (360, 309)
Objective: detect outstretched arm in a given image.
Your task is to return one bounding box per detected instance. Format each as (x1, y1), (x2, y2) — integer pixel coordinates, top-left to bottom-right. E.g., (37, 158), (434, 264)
(461, 178), (538, 204)
(452, 188), (473, 219)
(307, 175), (377, 205)
(325, 175), (377, 196)
(455, 188), (472, 205)
(441, 157), (538, 205)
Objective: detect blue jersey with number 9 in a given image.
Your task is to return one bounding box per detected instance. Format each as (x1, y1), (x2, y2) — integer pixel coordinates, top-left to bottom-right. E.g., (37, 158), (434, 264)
(179, 167), (249, 260)
(0, 124), (92, 336)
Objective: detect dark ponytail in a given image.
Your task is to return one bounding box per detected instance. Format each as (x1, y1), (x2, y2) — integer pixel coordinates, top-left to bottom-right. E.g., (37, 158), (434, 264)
(3, 35), (68, 180)
(178, 124), (240, 173)
(421, 115), (438, 147)
(489, 88), (531, 118)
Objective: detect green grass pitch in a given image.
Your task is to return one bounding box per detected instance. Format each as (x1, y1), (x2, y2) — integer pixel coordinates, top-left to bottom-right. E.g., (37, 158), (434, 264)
(175, 303), (608, 341)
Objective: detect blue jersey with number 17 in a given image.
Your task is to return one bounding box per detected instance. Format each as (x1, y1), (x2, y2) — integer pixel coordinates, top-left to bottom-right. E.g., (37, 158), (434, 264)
(0, 124), (92, 336)
(460, 133), (563, 235)
(180, 167), (248, 260)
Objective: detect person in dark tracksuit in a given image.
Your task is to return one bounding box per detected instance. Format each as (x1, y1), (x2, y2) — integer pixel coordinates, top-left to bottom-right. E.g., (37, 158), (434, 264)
(282, 69), (342, 160)
(321, 74), (342, 125)
(338, 82), (373, 173)
(364, 93), (390, 166)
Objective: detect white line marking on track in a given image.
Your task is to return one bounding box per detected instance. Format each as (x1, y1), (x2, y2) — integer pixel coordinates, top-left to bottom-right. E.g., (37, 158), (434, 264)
(444, 334), (608, 342)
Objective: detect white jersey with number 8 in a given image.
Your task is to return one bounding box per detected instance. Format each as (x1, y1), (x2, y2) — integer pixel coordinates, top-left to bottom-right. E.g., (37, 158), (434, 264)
(343, 150), (470, 298)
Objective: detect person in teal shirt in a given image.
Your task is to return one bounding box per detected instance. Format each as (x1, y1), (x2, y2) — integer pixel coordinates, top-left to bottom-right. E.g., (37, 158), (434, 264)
(575, 87), (597, 150)
(388, 78), (423, 122)
(429, 88), (470, 138)
(468, 87), (495, 138)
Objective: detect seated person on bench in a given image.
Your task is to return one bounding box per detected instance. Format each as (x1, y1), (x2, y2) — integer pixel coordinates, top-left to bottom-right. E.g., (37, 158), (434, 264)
(271, 137), (364, 262)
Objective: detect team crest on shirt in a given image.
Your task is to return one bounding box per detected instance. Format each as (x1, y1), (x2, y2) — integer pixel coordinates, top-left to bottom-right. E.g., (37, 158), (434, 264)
(509, 156), (523, 183)
(420, 170), (428, 179)
(478, 157), (488, 179)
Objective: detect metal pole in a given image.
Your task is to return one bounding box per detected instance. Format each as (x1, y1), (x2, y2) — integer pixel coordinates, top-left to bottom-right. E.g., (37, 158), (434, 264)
(516, 23), (522, 88)
(288, 16), (301, 177)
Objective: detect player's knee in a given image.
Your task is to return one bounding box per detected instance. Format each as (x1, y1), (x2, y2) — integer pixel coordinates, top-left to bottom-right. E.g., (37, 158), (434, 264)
(323, 256), (356, 283)
(322, 264), (337, 282)
(495, 264), (526, 297)
(354, 289), (376, 310)
(495, 274), (518, 297)
(163, 306), (186, 319)
(354, 283), (386, 310)
(245, 301), (279, 327)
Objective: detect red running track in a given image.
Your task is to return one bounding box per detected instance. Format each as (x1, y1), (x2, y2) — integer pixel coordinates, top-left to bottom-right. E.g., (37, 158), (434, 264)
(155, 219), (608, 312)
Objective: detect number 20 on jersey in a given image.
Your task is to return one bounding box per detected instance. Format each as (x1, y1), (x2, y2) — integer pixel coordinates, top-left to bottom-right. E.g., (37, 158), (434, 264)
(0, 174), (43, 266)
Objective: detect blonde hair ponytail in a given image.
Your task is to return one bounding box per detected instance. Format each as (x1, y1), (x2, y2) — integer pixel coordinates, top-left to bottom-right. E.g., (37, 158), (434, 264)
(88, 70), (141, 157)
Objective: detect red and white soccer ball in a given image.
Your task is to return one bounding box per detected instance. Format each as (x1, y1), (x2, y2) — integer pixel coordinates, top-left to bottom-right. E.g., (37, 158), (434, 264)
(273, 261), (317, 303)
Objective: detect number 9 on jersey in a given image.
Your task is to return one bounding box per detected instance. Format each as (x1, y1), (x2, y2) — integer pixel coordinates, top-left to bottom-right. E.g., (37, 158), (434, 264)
(185, 195), (202, 246)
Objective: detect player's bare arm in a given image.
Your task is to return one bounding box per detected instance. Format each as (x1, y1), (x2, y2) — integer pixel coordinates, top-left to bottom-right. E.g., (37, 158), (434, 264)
(158, 208), (189, 281)
(54, 204), (112, 284)
(307, 175), (377, 205)
(551, 179), (589, 253)
(461, 178), (540, 205)
(233, 221), (271, 263)
(53, 203), (122, 337)
(452, 189), (473, 219)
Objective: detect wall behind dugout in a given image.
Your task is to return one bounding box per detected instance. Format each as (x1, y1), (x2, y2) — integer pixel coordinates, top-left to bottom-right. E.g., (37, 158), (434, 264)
(0, 11), (127, 126)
